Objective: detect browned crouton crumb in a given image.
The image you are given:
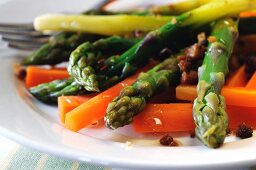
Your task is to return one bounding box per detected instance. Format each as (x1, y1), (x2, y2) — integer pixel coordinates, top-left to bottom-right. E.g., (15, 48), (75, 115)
(208, 36), (217, 43)
(160, 134), (179, 146)
(236, 123), (253, 139)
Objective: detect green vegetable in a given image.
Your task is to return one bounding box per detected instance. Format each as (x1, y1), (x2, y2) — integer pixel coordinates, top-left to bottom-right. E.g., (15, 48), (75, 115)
(193, 18), (238, 148)
(102, 0), (255, 80)
(29, 78), (85, 104)
(22, 32), (100, 65)
(104, 56), (180, 129)
(68, 36), (140, 92)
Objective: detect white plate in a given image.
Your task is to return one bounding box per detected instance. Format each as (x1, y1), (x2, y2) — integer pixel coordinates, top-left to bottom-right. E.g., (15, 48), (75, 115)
(0, 0), (256, 169)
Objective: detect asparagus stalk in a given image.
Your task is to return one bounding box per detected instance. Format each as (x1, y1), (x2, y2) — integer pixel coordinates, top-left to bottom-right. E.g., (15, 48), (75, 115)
(68, 36), (140, 92)
(29, 78), (84, 104)
(34, 15), (173, 36)
(104, 56), (180, 129)
(22, 32), (100, 65)
(101, 0), (256, 80)
(149, 0), (210, 15)
(35, 1), (256, 36)
(193, 18), (238, 148)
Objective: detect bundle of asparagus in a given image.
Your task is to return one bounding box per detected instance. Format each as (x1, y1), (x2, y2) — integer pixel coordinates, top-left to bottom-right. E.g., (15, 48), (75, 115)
(21, 0), (256, 148)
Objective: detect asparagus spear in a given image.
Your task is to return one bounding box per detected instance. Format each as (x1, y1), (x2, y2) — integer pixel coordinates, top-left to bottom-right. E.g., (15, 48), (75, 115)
(104, 56), (180, 129)
(193, 18), (238, 148)
(35, 1), (256, 36)
(149, 0), (210, 15)
(29, 78), (85, 104)
(68, 36), (140, 92)
(102, 0), (256, 79)
(34, 14), (173, 36)
(22, 32), (100, 65)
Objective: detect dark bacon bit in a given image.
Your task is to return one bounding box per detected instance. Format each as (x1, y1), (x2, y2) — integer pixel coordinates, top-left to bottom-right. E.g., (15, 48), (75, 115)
(181, 71), (198, 85)
(178, 59), (191, 73)
(236, 123), (253, 139)
(160, 134), (173, 146)
(226, 128), (232, 136)
(185, 43), (206, 61)
(160, 134), (179, 146)
(190, 130), (196, 138)
(16, 68), (26, 80)
(13, 64), (26, 80)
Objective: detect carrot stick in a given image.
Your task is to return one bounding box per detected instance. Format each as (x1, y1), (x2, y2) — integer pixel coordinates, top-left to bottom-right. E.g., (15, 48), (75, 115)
(176, 85), (256, 107)
(226, 65), (247, 87)
(221, 87), (256, 107)
(65, 62), (157, 131)
(240, 11), (256, 17)
(245, 72), (256, 89)
(25, 66), (69, 88)
(133, 104), (194, 133)
(176, 85), (197, 102)
(58, 95), (96, 123)
(133, 103), (256, 133)
(227, 105), (256, 129)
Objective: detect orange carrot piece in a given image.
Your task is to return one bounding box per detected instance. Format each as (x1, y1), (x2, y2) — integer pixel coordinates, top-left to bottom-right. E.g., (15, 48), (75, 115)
(240, 11), (256, 18)
(245, 72), (256, 89)
(25, 66), (69, 88)
(176, 85), (256, 107)
(226, 65), (247, 87)
(65, 62), (157, 132)
(133, 103), (256, 133)
(227, 106), (256, 129)
(176, 85), (197, 102)
(221, 87), (256, 107)
(65, 76), (137, 131)
(133, 104), (194, 133)
(58, 95), (96, 123)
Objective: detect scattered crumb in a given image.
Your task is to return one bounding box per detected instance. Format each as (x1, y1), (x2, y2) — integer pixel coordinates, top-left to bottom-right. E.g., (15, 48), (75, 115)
(13, 64), (26, 80)
(125, 141), (132, 147)
(91, 121), (99, 126)
(197, 32), (206, 44)
(171, 18), (177, 24)
(208, 36), (217, 43)
(226, 128), (232, 136)
(236, 123), (253, 139)
(160, 134), (179, 147)
(190, 130), (195, 138)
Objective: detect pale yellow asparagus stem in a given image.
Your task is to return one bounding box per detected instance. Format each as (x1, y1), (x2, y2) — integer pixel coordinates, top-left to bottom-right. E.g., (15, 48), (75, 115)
(150, 0), (211, 15)
(34, 0), (256, 36)
(34, 14), (173, 35)
(181, 0), (256, 27)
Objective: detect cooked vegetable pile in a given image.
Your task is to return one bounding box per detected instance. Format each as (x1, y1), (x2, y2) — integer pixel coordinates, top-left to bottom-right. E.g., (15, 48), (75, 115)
(18, 0), (256, 148)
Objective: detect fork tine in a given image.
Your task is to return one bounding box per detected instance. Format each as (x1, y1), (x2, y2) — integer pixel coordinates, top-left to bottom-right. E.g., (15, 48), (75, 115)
(0, 23), (34, 30)
(0, 0), (112, 50)
(2, 36), (48, 44)
(8, 42), (41, 50)
(0, 29), (52, 37)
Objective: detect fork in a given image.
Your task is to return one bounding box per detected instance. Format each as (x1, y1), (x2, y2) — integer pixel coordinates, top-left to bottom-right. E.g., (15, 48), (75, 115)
(0, 0), (112, 50)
